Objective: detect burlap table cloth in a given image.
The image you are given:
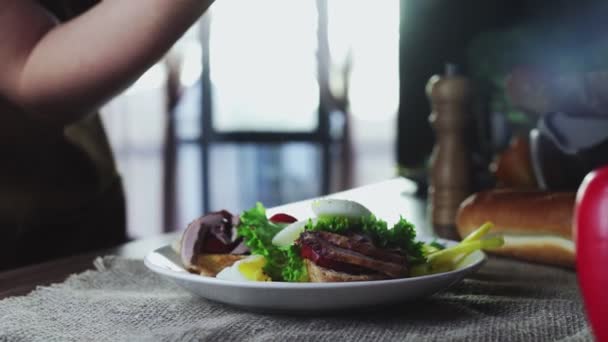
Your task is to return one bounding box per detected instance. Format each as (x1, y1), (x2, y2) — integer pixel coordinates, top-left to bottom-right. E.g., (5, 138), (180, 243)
(0, 256), (592, 341)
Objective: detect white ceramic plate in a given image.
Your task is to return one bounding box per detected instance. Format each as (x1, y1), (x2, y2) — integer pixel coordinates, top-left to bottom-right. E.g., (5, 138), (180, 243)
(144, 238), (486, 313)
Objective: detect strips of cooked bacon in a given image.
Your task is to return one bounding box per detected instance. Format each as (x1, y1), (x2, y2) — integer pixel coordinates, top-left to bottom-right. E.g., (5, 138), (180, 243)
(296, 231), (409, 278)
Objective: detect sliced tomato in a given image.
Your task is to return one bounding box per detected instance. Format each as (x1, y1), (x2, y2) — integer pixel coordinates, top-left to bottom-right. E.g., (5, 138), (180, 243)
(269, 213), (297, 224)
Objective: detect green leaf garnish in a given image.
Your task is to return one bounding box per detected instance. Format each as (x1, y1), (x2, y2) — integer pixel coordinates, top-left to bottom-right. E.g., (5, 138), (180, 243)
(236, 202), (308, 282)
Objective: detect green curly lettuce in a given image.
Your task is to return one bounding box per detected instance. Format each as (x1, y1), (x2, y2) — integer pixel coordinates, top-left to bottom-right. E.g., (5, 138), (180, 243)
(305, 215), (425, 264)
(282, 245), (308, 282)
(236, 203), (307, 282)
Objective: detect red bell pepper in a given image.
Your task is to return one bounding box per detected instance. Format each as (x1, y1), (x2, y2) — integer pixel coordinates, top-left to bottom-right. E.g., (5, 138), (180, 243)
(575, 166), (608, 341)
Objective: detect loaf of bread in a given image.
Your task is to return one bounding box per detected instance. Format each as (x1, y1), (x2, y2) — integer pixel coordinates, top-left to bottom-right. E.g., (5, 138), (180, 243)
(456, 189), (576, 268)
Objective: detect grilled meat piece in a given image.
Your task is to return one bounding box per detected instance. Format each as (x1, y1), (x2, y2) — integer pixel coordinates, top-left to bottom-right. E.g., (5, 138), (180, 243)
(297, 231), (408, 278)
(316, 231), (407, 265)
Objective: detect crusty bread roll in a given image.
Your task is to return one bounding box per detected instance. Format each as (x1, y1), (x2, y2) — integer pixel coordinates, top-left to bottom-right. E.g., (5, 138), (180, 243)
(456, 189), (576, 268)
(305, 259), (387, 282)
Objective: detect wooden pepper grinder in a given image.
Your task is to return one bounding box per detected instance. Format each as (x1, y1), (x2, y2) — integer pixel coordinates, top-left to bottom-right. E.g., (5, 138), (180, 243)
(427, 64), (472, 240)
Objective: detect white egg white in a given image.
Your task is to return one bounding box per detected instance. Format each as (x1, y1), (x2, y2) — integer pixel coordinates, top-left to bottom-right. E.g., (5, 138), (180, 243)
(272, 218), (318, 247)
(311, 199), (372, 219)
(216, 255), (268, 282)
(216, 262), (246, 281)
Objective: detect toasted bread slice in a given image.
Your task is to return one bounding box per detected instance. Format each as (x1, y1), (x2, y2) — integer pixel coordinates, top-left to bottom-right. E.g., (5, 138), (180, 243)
(304, 259), (387, 282)
(189, 254), (246, 277)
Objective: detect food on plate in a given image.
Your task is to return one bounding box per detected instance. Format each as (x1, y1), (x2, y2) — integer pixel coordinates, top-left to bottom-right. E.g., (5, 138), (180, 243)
(216, 255), (271, 282)
(178, 210), (249, 276)
(189, 254), (246, 278)
(311, 199), (372, 219)
(410, 222), (503, 276)
(296, 217), (417, 281)
(268, 213), (298, 224)
(180, 199), (503, 282)
(235, 203), (308, 282)
(456, 189), (576, 268)
(272, 219), (316, 247)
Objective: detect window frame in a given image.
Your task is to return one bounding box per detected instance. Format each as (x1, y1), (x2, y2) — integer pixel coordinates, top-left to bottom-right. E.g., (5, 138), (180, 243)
(180, 0), (334, 213)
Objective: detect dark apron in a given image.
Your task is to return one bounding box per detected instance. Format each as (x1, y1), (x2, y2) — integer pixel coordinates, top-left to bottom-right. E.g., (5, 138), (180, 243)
(0, 1), (127, 270)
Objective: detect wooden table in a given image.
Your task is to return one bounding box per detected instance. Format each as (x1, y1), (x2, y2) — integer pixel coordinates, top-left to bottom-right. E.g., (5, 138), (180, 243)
(0, 178), (428, 300)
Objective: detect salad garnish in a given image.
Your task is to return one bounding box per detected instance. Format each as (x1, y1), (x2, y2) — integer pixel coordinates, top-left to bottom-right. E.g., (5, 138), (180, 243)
(235, 200), (503, 282)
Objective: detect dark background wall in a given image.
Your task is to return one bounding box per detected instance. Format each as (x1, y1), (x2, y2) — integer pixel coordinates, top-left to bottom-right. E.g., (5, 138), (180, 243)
(396, 0), (608, 171)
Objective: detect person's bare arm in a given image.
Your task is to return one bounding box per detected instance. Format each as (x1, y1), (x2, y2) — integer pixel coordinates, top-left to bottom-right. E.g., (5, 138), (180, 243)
(0, 0), (213, 125)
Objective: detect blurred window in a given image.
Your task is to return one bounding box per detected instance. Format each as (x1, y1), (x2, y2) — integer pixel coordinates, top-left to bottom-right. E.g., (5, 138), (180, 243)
(209, 0), (320, 132)
(101, 0), (400, 236)
(328, 0), (400, 122)
(206, 0), (399, 131)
